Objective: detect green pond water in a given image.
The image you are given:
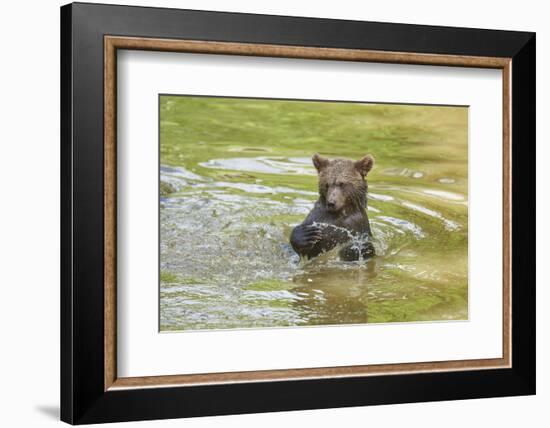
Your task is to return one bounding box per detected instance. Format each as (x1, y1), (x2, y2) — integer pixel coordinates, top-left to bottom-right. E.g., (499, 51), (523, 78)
(159, 95), (468, 331)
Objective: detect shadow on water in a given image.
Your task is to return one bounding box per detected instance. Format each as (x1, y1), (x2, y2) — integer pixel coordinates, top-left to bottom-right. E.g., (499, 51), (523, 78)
(159, 97), (469, 331)
(289, 258), (378, 326)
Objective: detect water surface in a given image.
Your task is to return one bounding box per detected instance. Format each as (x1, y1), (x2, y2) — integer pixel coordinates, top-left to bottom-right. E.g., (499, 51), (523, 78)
(160, 96), (468, 331)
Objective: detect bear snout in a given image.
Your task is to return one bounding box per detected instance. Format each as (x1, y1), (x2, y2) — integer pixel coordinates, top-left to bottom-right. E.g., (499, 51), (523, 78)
(326, 186), (345, 212)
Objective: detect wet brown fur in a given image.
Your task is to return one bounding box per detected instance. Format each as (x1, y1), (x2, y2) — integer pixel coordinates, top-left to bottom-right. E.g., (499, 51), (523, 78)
(290, 153), (375, 261)
(316, 157), (370, 213)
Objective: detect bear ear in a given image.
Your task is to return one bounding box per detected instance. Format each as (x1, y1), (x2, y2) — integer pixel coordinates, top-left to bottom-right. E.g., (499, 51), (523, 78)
(312, 153), (329, 172)
(355, 154), (374, 177)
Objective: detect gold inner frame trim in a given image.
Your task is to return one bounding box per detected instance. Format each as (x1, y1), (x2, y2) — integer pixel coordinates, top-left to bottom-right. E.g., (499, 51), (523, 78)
(104, 35), (512, 391)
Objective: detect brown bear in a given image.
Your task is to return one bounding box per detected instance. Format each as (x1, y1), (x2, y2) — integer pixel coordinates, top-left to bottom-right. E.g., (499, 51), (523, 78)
(290, 153), (375, 261)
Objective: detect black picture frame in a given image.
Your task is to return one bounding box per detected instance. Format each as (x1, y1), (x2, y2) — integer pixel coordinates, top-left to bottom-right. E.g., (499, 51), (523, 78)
(61, 2), (535, 424)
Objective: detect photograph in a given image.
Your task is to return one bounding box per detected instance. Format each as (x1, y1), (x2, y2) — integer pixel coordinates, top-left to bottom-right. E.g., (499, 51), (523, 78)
(159, 95), (469, 331)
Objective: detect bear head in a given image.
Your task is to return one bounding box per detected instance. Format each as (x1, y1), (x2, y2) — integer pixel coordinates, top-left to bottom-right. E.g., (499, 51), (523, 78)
(312, 153), (374, 213)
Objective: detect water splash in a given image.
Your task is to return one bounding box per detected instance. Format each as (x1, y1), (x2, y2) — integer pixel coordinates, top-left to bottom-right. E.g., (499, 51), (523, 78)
(311, 221), (374, 262)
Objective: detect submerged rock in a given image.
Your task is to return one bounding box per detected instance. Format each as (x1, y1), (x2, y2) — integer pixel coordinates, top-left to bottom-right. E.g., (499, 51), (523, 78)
(160, 180), (177, 196)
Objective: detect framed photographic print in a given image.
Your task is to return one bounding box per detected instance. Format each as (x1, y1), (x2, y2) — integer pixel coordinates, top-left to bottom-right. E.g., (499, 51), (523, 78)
(60, 2), (536, 424)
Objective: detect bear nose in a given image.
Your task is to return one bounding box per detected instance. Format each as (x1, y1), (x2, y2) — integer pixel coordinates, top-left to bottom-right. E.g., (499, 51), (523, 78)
(327, 201), (335, 209)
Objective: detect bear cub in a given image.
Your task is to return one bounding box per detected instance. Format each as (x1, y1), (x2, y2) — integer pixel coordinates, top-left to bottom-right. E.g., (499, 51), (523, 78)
(290, 153), (375, 261)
